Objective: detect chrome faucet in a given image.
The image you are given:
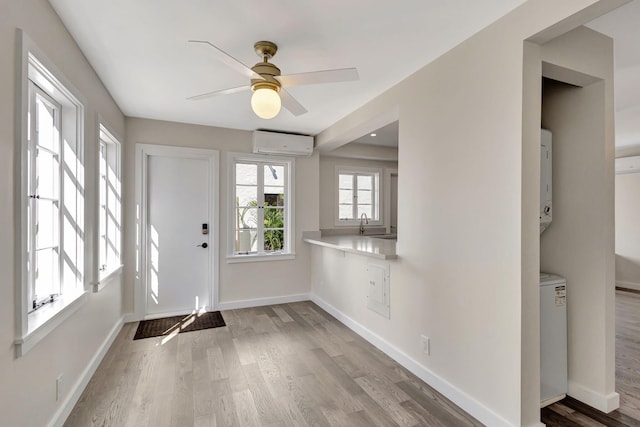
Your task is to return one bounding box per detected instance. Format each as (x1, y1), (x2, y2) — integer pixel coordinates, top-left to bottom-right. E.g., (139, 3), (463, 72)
(359, 213), (369, 235)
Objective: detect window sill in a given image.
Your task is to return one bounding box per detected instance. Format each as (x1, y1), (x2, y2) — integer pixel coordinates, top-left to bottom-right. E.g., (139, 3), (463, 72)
(95, 264), (123, 292)
(15, 290), (88, 357)
(226, 253), (296, 263)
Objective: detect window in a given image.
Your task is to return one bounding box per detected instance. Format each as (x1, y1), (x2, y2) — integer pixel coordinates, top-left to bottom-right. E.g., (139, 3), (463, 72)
(15, 31), (87, 355)
(27, 84), (63, 311)
(228, 153), (294, 261)
(336, 168), (381, 225)
(26, 63), (84, 312)
(98, 125), (122, 278)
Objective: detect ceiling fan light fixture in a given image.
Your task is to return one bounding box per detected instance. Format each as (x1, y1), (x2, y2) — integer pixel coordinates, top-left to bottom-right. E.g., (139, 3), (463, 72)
(251, 84), (281, 119)
(188, 39), (359, 118)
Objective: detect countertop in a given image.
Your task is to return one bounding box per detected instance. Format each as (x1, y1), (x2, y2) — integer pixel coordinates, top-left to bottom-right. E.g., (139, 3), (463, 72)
(303, 234), (397, 260)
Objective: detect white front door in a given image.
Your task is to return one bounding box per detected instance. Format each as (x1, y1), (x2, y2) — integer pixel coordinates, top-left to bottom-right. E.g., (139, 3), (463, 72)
(137, 145), (219, 319)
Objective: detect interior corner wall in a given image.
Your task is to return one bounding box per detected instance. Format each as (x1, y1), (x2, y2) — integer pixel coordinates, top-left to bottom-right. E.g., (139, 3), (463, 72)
(615, 172), (640, 290)
(0, 2), (126, 426)
(614, 145), (640, 291)
(312, 1), (622, 425)
(123, 118), (319, 309)
(539, 26), (617, 411)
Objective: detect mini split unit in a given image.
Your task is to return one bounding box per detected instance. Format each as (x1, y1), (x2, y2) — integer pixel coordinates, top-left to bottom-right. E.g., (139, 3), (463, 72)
(252, 130), (314, 157)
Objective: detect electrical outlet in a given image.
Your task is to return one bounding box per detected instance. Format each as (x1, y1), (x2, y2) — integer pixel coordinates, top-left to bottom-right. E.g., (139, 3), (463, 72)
(421, 335), (430, 355)
(56, 374), (63, 401)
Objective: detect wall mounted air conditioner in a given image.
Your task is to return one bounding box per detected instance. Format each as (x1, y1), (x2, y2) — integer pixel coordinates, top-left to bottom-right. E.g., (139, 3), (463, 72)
(252, 130), (314, 157)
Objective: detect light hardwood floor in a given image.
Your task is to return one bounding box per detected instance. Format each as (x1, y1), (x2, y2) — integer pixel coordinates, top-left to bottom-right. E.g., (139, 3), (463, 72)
(64, 302), (482, 427)
(542, 289), (640, 426)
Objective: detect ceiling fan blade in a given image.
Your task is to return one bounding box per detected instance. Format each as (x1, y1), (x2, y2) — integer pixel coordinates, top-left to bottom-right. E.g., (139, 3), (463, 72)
(279, 88), (308, 116)
(277, 68), (359, 88)
(187, 85), (250, 101)
(188, 40), (264, 80)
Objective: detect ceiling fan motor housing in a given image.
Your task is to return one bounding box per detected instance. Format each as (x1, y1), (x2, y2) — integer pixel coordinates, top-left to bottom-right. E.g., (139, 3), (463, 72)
(251, 41), (281, 92)
(251, 61), (281, 92)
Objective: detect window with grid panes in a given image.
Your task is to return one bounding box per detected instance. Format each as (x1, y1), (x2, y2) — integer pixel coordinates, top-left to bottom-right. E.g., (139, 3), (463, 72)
(27, 84), (63, 310)
(98, 125), (121, 278)
(229, 154), (294, 259)
(16, 33), (87, 356)
(24, 57), (85, 313)
(337, 169), (380, 223)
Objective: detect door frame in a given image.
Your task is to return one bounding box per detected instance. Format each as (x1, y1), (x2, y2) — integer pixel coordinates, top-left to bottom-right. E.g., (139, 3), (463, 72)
(134, 143), (220, 320)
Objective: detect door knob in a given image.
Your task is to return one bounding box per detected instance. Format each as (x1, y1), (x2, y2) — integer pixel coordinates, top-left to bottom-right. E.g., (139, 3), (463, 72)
(197, 242), (208, 248)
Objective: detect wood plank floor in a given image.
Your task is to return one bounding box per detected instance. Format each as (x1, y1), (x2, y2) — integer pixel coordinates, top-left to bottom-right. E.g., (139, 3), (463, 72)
(64, 301), (482, 427)
(542, 289), (640, 426)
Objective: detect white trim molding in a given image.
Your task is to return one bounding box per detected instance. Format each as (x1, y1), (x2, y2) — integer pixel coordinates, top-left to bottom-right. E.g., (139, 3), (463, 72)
(92, 265), (123, 293)
(334, 165), (383, 227)
(568, 381), (620, 413)
(14, 29), (88, 357)
(226, 152), (296, 260)
(217, 293), (310, 311)
(615, 280), (640, 292)
(310, 293), (514, 427)
(14, 291), (88, 357)
(134, 144), (220, 318)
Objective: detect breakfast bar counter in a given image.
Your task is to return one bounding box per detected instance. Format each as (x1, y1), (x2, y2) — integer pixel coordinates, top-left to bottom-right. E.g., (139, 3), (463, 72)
(303, 234), (397, 260)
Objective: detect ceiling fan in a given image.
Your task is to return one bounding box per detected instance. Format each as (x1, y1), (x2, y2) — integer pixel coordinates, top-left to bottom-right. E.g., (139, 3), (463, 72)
(187, 40), (359, 119)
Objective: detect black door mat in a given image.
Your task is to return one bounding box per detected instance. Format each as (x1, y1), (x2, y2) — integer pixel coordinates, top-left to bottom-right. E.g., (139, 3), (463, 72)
(133, 311), (226, 340)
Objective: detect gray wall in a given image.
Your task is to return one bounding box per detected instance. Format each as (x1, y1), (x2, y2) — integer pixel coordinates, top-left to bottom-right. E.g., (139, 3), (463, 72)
(614, 145), (640, 290)
(0, 1), (126, 426)
(314, 1), (623, 425)
(124, 118), (320, 307)
(539, 26), (616, 409)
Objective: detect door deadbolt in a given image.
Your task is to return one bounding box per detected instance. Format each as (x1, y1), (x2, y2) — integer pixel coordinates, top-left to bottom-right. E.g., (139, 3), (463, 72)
(197, 242), (208, 248)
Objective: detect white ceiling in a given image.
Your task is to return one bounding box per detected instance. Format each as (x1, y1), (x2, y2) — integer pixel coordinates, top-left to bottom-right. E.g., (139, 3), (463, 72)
(48, 0), (640, 146)
(352, 121), (399, 148)
(48, 0), (526, 136)
(587, 0), (640, 148)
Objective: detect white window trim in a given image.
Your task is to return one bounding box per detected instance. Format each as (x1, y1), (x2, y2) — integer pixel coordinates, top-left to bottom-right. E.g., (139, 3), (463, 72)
(227, 152), (296, 262)
(93, 264), (123, 293)
(95, 120), (122, 289)
(15, 30), (88, 357)
(27, 84), (63, 308)
(334, 165), (383, 227)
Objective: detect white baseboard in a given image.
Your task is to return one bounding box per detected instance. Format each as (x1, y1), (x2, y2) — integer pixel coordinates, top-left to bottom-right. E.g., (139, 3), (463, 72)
(143, 308), (207, 320)
(217, 293), (310, 311)
(47, 317), (125, 427)
(568, 381), (620, 413)
(310, 293), (514, 427)
(122, 312), (138, 323)
(126, 293), (311, 320)
(616, 280), (640, 292)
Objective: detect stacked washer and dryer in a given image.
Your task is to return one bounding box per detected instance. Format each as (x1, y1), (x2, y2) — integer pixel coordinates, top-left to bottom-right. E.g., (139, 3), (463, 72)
(539, 129), (568, 407)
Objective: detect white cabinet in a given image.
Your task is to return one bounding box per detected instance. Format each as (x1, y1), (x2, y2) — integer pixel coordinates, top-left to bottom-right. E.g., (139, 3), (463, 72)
(367, 262), (390, 318)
